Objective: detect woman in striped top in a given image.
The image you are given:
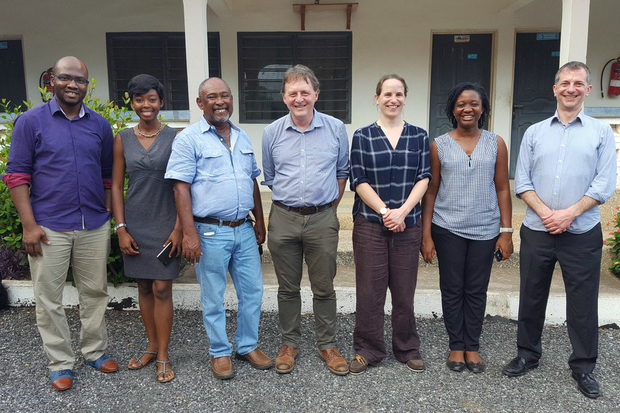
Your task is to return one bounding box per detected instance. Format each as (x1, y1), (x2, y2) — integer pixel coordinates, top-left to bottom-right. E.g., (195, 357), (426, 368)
(421, 82), (513, 373)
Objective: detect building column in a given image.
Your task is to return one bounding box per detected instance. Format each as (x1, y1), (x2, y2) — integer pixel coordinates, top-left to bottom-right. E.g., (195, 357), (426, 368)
(183, 0), (209, 123)
(560, 0), (590, 65)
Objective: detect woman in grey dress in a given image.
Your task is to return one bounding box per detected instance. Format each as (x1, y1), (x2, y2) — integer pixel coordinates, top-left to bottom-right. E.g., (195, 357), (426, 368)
(111, 74), (181, 383)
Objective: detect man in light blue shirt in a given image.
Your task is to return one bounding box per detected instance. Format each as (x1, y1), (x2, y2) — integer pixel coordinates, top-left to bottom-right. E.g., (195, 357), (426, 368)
(262, 65), (350, 375)
(166, 78), (272, 380)
(504, 62), (617, 399)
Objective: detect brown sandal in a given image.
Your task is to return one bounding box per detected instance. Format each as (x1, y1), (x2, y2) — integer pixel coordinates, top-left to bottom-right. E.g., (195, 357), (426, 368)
(127, 351), (157, 370)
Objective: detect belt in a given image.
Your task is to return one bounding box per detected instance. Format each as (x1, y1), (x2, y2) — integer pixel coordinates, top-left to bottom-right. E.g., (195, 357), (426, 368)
(193, 216), (250, 227)
(273, 200), (333, 215)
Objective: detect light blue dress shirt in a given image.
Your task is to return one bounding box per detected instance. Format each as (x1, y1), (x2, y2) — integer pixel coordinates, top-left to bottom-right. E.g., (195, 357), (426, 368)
(514, 110), (617, 234)
(165, 117), (261, 221)
(261, 110), (350, 207)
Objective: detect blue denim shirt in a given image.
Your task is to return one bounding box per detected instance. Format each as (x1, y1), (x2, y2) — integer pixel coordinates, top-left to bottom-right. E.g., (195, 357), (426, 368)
(514, 110), (617, 234)
(261, 110), (350, 207)
(165, 117), (260, 221)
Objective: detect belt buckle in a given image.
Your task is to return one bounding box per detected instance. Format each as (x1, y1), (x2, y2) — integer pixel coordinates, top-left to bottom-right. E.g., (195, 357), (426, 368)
(300, 206), (317, 215)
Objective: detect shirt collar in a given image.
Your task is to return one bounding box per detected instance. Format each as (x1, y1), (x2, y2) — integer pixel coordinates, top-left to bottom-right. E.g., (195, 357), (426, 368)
(284, 108), (324, 132)
(199, 116), (239, 134)
(50, 97), (86, 120)
(551, 109), (585, 126)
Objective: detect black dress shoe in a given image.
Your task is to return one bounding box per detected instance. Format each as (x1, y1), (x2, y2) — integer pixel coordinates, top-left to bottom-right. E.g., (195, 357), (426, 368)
(446, 358), (466, 372)
(465, 359), (486, 374)
(572, 372), (600, 399)
(502, 356), (539, 377)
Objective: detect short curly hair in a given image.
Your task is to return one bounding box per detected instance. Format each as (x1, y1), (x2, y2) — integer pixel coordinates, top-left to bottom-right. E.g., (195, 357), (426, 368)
(444, 82), (490, 129)
(127, 74), (165, 101)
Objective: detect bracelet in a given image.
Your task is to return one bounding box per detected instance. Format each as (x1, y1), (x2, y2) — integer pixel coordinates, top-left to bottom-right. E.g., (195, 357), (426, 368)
(499, 227), (513, 233)
(114, 223), (127, 233)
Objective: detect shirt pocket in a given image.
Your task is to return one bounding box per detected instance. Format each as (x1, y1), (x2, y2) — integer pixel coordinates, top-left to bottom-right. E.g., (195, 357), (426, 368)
(237, 146), (255, 176)
(307, 143), (338, 171)
(199, 149), (229, 181)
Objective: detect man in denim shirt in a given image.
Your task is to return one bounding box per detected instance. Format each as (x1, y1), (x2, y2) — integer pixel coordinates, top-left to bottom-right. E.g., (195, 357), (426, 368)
(262, 65), (350, 375)
(504, 61), (617, 399)
(166, 78), (271, 380)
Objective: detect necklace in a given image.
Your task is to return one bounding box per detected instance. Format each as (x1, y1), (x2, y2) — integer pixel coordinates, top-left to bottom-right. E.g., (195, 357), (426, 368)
(136, 122), (164, 138)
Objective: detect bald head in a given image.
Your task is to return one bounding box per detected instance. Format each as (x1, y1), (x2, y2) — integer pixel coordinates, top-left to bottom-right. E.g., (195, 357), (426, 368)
(198, 77), (230, 97)
(53, 56), (88, 79)
(196, 77), (233, 126)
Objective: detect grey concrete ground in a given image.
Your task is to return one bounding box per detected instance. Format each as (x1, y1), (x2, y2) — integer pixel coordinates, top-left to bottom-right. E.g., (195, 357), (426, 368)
(1, 307), (620, 412)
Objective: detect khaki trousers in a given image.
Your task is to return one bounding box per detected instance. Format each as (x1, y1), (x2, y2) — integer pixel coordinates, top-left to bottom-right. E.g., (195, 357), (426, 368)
(268, 204), (339, 350)
(29, 221), (110, 371)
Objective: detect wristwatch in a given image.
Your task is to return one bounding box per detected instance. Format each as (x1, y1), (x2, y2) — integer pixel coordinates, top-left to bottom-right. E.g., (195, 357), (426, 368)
(114, 223), (127, 233)
(379, 207), (388, 216)
(499, 227), (513, 233)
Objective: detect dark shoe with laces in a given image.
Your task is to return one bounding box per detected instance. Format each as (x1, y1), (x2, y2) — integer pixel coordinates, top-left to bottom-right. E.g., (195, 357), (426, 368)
(502, 356), (539, 377)
(349, 354), (368, 375)
(572, 372), (600, 399)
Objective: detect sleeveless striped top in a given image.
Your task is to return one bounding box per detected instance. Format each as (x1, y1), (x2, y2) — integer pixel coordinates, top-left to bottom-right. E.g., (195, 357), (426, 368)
(432, 130), (500, 240)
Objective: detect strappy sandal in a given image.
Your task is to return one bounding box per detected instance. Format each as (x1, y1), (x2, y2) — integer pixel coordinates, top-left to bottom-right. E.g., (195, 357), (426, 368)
(127, 351), (157, 370)
(155, 360), (176, 383)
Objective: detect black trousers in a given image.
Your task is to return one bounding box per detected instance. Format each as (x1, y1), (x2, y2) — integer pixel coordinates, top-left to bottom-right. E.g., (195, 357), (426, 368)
(517, 224), (602, 374)
(432, 224), (497, 352)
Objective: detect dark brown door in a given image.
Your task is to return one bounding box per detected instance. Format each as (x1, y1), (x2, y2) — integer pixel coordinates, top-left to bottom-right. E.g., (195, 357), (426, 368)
(0, 40), (27, 110)
(429, 34), (492, 140)
(510, 32), (560, 177)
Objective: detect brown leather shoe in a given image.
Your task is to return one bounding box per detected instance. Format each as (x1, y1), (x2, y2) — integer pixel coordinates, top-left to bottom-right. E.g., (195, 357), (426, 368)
(275, 345), (298, 374)
(319, 348), (349, 376)
(100, 359), (120, 373)
(51, 377), (73, 391)
(211, 356), (234, 380)
(50, 369), (74, 391)
(235, 348), (273, 370)
(406, 358), (426, 372)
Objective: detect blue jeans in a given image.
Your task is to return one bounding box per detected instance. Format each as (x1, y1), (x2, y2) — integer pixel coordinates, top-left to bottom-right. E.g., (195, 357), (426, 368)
(195, 221), (263, 358)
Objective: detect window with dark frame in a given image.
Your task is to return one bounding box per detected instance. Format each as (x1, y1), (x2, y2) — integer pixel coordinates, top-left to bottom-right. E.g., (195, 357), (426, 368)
(237, 32), (352, 124)
(106, 32), (221, 111)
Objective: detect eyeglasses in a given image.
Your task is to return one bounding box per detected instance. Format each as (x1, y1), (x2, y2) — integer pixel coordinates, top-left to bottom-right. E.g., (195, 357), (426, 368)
(54, 75), (89, 85)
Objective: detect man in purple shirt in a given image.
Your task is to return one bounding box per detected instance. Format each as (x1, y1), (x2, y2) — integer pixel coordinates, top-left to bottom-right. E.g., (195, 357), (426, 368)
(3, 56), (118, 391)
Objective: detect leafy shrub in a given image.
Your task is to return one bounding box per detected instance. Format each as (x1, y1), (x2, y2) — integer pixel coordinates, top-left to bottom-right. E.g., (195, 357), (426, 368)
(606, 207), (620, 278)
(0, 83), (133, 285)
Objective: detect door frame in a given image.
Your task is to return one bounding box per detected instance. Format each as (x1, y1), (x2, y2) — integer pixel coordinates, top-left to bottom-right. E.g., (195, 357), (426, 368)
(508, 29), (561, 176)
(427, 30), (497, 133)
(0, 36), (28, 107)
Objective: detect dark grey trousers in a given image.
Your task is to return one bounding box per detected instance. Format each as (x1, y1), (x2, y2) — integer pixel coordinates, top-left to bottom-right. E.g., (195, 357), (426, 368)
(517, 224), (602, 374)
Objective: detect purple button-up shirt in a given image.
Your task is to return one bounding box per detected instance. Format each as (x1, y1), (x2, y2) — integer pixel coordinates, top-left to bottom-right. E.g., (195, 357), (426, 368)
(3, 98), (114, 231)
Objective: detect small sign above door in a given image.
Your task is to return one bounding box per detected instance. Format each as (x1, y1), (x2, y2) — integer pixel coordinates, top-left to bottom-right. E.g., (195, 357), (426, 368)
(536, 33), (560, 41)
(454, 35), (471, 43)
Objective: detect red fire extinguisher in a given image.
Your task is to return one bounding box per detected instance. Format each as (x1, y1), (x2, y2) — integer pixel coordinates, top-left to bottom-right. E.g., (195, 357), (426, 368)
(39, 68), (54, 94)
(601, 57), (620, 97)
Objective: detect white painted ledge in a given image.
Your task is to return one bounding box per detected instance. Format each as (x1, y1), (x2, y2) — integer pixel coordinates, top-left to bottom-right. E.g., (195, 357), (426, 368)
(4, 280), (619, 326)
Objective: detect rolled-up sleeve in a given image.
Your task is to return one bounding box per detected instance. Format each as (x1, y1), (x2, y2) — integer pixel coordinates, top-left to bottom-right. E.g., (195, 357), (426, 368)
(335, 123), (350, 181)
(514, 127), (535, 197)
(349, 128), (369, 191)
(585, 124), (617, 204)
(3, 115), (34, 188)
(416, 130), (432, 184)
(165, 133), (197, 184)
(260, 128), (275, 188)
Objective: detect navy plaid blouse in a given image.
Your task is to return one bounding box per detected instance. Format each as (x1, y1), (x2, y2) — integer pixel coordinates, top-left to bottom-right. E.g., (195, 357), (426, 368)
(350, 122), (431, 227)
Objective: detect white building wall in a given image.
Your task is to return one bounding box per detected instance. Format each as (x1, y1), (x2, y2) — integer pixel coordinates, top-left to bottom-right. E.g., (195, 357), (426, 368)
(1, 0), (619, 177)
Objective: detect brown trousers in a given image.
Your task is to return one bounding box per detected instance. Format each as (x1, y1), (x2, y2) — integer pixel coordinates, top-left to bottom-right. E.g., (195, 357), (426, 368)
(352, 215), (422, 365)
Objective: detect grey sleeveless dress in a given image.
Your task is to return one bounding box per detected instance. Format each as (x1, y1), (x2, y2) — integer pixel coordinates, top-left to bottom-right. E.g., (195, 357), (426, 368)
(120, 126), (180, 280)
